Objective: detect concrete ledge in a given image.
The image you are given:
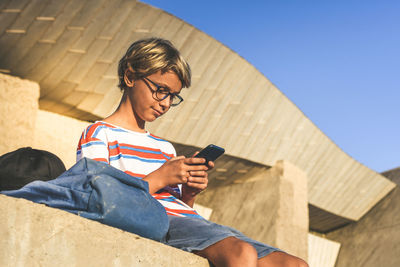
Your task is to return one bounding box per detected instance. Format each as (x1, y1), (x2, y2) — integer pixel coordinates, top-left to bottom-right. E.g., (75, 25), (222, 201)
(0, 195), (209, 267)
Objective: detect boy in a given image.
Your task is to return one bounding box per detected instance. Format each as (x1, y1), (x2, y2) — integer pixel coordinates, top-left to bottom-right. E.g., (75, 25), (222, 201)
(77, 38), (308, 267)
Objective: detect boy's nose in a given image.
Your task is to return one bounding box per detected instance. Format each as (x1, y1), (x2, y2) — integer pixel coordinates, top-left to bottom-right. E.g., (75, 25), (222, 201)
(159, 96), (171, 109)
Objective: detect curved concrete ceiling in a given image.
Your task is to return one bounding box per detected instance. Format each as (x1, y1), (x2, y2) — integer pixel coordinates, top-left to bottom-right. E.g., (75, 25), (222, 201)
(0, 0), (395, 221)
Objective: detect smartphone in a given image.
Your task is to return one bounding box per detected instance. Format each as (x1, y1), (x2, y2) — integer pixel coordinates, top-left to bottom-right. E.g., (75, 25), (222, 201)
(194, 144), (225, 164)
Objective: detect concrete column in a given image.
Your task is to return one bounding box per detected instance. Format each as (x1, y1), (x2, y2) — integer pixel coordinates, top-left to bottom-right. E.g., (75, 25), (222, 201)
(0, 73), (39, 155)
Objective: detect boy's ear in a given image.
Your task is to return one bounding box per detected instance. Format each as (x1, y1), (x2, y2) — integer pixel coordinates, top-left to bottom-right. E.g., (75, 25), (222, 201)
(124, 69), (135, 87)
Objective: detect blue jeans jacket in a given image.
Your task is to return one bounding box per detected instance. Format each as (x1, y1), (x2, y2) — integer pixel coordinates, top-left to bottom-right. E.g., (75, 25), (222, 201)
(1, 158), (169, 241)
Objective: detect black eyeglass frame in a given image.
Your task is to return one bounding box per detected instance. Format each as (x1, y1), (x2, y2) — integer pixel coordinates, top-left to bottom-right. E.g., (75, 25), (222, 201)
(142, 77), (184, 107)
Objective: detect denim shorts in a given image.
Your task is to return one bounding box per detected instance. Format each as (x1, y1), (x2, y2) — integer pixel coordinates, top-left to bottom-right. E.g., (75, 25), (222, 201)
(162, 215), (282, 259)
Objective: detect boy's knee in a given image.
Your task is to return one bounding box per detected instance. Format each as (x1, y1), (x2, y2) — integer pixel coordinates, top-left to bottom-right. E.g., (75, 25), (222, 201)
(231, 238), (257, 258)
(198, 237), (258, 266)
(223, 238), (258, 265)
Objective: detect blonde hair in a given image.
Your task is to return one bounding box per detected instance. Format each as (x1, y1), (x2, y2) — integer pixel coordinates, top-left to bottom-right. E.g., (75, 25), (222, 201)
(118, 38), (191, 90)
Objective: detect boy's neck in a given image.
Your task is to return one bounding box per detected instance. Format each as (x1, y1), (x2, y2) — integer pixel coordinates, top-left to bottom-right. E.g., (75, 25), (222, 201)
(103, 98), (146, 133)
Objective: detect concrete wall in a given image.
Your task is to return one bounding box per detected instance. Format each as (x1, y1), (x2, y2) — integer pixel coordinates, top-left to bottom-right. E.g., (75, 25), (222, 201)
(196, 160), (309, 260)
(0, 194), (208, 267)
(33, 109), (89, 168)
(327, 183), (400, 267)
(0, 73), (39, 155)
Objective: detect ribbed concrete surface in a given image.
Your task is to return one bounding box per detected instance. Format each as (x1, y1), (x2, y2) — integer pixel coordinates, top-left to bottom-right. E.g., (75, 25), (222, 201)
(0, 0), (394, 222)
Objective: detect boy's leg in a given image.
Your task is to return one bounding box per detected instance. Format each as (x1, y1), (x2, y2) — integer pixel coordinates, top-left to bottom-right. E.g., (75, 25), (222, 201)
(164, 216), (308, 266)
(195, 237), (309, 267)
(195, 236), (258, 267)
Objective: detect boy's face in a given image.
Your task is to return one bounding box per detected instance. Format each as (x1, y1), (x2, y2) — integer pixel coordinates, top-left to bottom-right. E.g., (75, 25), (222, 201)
(126, 70), (182, 123)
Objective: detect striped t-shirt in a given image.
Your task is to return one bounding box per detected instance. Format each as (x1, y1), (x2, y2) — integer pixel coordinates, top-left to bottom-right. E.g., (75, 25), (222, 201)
(76, 121), (201, 218)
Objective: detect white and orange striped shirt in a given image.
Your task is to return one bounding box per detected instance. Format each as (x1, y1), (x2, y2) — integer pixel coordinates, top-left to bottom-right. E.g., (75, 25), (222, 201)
(77, 121), (201, 218)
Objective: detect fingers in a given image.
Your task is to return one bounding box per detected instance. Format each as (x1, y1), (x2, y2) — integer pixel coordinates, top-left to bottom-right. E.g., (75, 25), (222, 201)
(186, 182), (207, 190)
(188, 170), (207, 177)
(185, 156), (215, 171)
(186, 176), (208, 190)
(187, 171), (208, 187)
(185, 156), (206, 165)
(187, 175), (207, 183)
(173, 155), (209, 169)
(207, 161), (215, 170)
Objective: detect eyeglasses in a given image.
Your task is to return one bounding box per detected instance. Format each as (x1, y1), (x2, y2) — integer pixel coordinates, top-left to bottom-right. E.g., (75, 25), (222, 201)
(142, 77), (184, 107)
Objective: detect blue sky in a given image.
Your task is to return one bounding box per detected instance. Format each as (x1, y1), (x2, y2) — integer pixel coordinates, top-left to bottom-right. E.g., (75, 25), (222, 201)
(141, 0), (400, 173)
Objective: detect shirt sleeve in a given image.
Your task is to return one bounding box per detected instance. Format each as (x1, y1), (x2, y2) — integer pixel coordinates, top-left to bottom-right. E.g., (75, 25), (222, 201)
(76, 123), (109, 164)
